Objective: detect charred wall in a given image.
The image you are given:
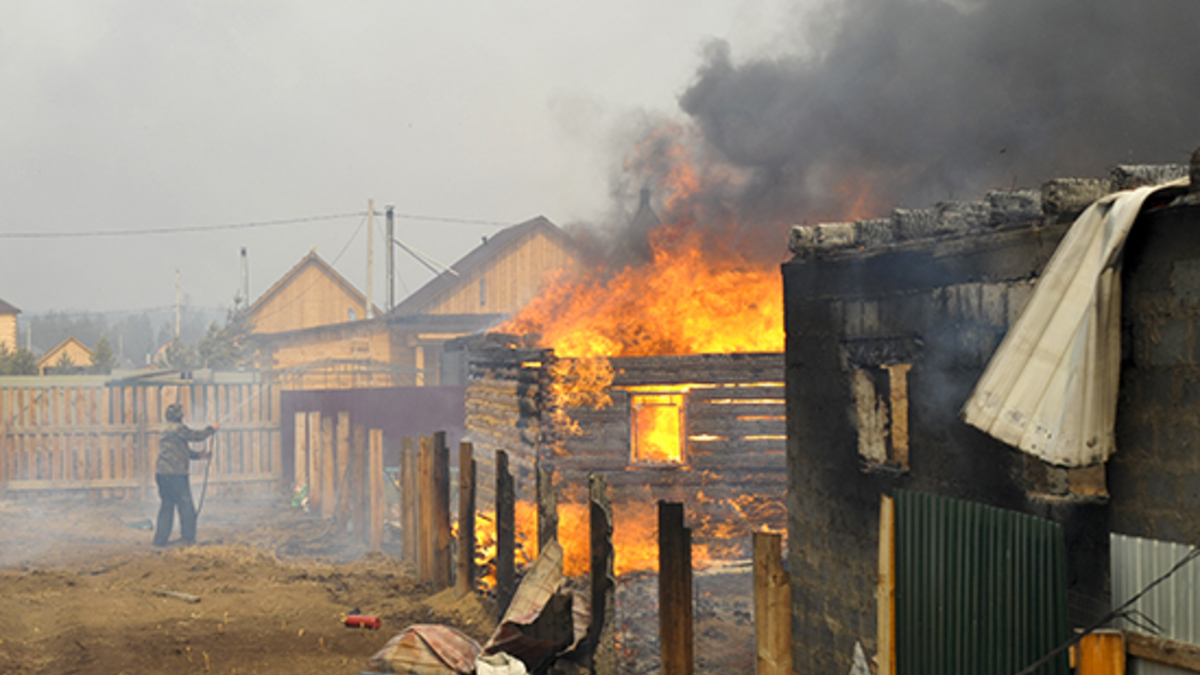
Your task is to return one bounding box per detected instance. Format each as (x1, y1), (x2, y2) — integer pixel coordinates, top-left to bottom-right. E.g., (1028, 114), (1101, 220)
(781, 168), (1196, 674)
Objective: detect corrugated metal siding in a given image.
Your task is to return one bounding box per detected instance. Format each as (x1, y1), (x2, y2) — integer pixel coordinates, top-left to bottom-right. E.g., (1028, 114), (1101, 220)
(1112, 533), (1200, 675)
(896, 490), (1069, 675)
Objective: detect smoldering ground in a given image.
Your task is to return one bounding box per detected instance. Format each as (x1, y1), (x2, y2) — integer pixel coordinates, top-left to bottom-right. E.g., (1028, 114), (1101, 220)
(604, 0), (1200, 254)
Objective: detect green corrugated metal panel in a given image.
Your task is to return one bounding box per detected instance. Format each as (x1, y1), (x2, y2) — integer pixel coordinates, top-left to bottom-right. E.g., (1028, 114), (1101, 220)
(896, 490), (1069, 675)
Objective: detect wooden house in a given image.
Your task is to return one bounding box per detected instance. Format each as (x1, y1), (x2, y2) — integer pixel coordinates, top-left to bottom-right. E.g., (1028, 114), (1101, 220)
(246, 249), (378, 335)
(36, 337), (93, 375)
(0, 298), (19, 352)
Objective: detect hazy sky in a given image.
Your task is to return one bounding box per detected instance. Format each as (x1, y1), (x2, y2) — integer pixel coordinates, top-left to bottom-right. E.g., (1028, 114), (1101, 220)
(0, 1), (795, 315)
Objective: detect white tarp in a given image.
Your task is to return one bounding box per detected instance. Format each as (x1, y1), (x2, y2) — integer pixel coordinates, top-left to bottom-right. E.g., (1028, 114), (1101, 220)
(962, 178), (1187, 467)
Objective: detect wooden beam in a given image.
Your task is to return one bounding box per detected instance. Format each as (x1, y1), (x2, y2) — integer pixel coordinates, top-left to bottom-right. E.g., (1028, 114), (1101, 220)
(368, 428), (384, 552)
(537, 465), (557, 554)
(456, 441), (476, 598)
(432, 431), (452, 590)
(1126, 630), (1200, 672)
(496, 449), (516, 617)
(352, 425), (368, 545)
(307, 412), (322, 513)
(333, 411), (352, 527)
(754, 531), (792, 675)
(418, 435), (435, 583)
(877, 495), (895, 675)
(658, 500), (694, 675)
(320, 415), (335, 520)
(589, 473), (616, 675)
(401, 436), (418, 565)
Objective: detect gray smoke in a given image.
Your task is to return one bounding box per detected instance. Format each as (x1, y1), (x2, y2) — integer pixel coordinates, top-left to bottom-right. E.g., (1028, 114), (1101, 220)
(668, 0), (1200, 225)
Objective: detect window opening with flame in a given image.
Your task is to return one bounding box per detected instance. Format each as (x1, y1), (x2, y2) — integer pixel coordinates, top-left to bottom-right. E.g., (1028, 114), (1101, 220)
(630, 392), (686, 465)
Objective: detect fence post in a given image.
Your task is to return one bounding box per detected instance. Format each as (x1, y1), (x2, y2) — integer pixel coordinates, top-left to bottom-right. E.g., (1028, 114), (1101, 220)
(401, 437), (418, 565)
(432, 431), (452, 590)
(877, 495), (895, 675)
(495, 449), (515, 616)
(293, 412), (308, 498)
(368, 428), (384, 552)
(352, 425), (368, 544)
(659, 500), (694, 675)
(419, 435), (435, 583)
(320, 416), (335, 520)
(307, 412), (322, 514)
(754, 531), (792, 675)
(457, 441), (476, 598)
(589, 473), (616, 675)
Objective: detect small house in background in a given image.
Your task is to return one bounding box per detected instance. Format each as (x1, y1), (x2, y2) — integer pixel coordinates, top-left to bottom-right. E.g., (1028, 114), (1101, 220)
(249, 217), (579, 390)
(0, 298), (19, 352)
(37, 336), (93, 375)
(246, 249), (379, 335)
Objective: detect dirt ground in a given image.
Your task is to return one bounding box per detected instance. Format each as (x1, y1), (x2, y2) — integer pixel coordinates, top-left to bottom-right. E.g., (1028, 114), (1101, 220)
(0, 496), (495, 675)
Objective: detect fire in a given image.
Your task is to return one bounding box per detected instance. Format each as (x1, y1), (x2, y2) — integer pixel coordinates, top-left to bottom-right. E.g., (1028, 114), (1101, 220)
(502, 222), (784, 359)
(471, 501), (540, 590)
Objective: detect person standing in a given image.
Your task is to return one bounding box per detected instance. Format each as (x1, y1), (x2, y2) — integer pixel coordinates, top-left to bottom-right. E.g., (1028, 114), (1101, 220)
(153, 403), (217, 547)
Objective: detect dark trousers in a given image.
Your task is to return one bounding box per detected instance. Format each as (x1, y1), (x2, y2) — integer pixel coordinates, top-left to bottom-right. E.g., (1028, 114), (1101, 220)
(154, 473), (197, 546)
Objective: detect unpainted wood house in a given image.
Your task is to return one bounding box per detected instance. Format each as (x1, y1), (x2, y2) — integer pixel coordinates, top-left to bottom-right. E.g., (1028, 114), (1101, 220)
(0, 299), (19, 353)
(36, 337), (93, 374)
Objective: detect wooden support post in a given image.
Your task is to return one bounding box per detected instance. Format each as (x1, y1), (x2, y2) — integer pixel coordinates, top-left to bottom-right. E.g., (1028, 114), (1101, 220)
(877, 495), (896, 675)
(368, 428), (384, 552)
(321, 415), (335, 520)
(432, 431), (452, 590)
(418, 435), (435, 583)
(537, 465), (557, 554)
(589, 473), (616, 675)
(352, 425), (368, 545)
(401, 437), (418, 565)
(659, 500), (694, 675)
(293, 412), (308, 497)
(334, 411), (351, 525)
(495, 449), (516, 616)
(456, 441), (476, 598)
(307, 412), (321, 512)
(754, 531), (792, 675)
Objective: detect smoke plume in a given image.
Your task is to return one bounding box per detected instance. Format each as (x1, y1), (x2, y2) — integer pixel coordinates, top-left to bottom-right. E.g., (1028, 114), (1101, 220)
(625, 0), (1200, 233)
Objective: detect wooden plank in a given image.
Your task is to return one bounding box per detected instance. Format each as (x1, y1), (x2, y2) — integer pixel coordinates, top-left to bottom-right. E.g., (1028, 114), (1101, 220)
(1126, 630), (1200, 672)
(457, 441), (476, 598)
(321, 415), (335, 520)
(433, 431), (452, 590)
(336, 411), (351, 522)
(754, 531), (792, 675)
(352, 425), (368, 545)
(496, 449), (516, 616)
(293, 412), (308, 493)
(537, 465), (557, 554)
(308, 412), (322, 513)
(400, 436), (418, 564)
(369, 428), (385, 552)
(877, 495), (896, 675)
(659, 501), (694, 675)
(589, 473), (616, 675)
(418, 435), (435, 583)
(271, 385), (283, 475)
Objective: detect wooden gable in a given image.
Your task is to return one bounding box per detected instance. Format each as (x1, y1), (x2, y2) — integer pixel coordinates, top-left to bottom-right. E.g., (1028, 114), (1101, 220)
(37, 337), (93, 374)
(0, 298), (18, 353)
(248, 251), (375, 335)
(391, 217), (578, 317)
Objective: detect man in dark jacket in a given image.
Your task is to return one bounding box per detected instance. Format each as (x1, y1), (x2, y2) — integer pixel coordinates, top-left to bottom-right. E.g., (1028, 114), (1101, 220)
(153, 403), (217, 547)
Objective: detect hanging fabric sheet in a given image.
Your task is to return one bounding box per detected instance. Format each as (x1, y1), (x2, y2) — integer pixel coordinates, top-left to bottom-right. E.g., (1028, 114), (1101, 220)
(962, 178), (1188, 467)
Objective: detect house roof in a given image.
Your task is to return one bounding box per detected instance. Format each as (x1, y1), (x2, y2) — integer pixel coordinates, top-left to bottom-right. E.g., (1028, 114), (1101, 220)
(0, 298), (20, 315)
(390, 216), (575, 316)
(247, 249), (377, 320)
(36, 336), (92, 369)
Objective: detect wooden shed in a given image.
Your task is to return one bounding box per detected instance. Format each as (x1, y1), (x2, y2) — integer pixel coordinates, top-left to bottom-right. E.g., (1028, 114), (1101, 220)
(36, 337), (93, 375)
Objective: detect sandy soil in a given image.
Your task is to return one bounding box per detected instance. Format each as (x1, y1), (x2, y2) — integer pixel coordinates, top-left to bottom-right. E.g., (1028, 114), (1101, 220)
(0, 497), (494, 675)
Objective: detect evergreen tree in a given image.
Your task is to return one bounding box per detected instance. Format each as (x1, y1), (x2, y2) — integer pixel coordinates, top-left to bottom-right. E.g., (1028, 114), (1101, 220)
(89, 336), (116, 374)
(0, 343), (38, 375)
(198, 307), (253, 370)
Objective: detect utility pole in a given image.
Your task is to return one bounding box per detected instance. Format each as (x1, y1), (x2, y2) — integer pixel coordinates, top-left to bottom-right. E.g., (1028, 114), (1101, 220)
(366, 199), (375, 319)
(175, 269), (181, 339)
(386, 206), (395, 312)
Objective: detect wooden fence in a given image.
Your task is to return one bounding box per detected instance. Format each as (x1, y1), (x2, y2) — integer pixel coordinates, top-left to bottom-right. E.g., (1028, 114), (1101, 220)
(0, 375), (282, 500)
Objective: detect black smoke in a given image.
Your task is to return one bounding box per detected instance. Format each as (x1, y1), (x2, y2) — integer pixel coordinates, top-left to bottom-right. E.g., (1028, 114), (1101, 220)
(672, 0), (1200, 224)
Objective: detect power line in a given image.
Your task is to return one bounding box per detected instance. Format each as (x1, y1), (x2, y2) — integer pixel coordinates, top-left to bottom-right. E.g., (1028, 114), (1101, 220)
(0, 209), (514, 239)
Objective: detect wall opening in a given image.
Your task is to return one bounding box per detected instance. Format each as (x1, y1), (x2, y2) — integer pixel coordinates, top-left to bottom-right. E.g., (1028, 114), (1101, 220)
(630, 392), (686, 465)
(853, 363), (911, 471)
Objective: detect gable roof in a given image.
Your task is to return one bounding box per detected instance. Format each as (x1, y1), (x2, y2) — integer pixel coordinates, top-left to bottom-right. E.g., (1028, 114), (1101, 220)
(247, 249), (376, 321)
(391, 216), (575, 316)
(36, 336), (92, 369)
(0, 298), (20, 315)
